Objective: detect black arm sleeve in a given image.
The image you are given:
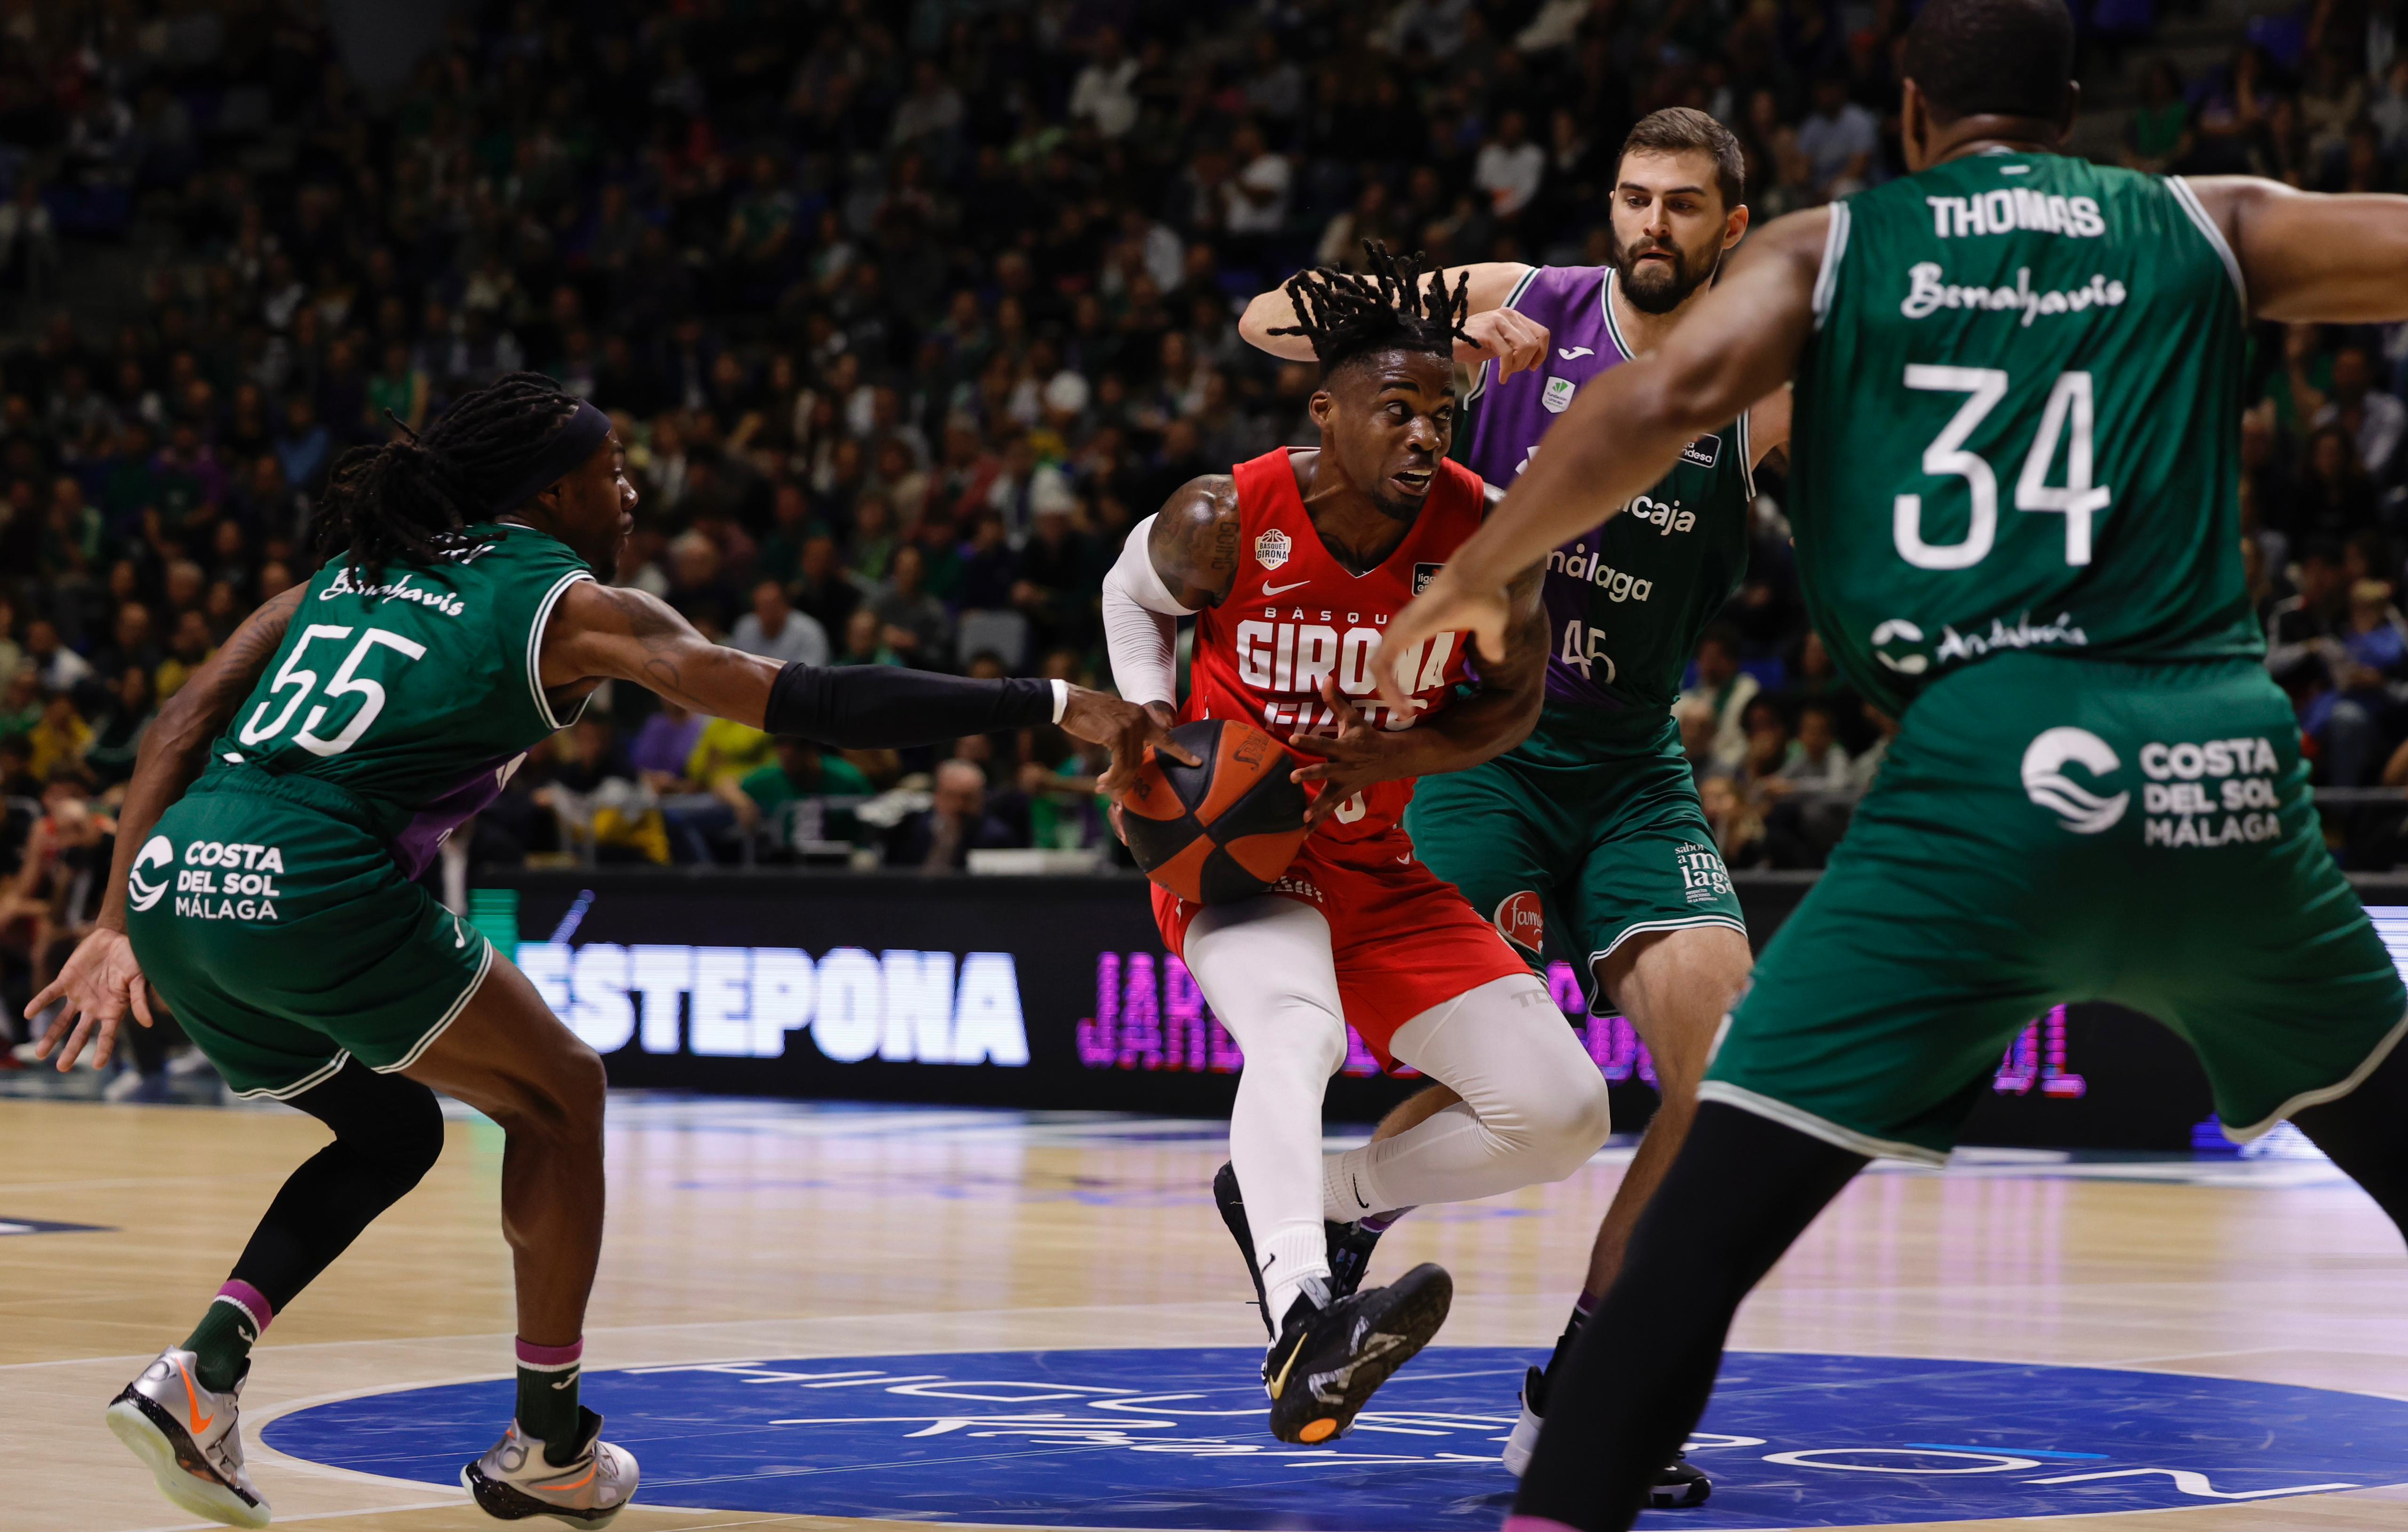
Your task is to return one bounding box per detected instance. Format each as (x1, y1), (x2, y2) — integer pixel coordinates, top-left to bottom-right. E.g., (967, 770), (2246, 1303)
(763, 663), (1058, 748)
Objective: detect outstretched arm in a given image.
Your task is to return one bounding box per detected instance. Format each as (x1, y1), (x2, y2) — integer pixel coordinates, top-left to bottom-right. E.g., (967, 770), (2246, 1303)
(540, 581), (1192, 767)
(1372, 209), (1829, 708)
(2187, 178), (2408, 323)
(28, 583), (307, 1067)
(1286, 561), (1549, 824)
(1238, 261), (1551, 379)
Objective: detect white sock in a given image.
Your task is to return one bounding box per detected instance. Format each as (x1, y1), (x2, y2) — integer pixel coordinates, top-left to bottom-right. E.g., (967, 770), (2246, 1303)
(1182, 898), (1351, 1336)
(1324, 973), (1612, 1216)
(1260, 1230), (1331, 1331)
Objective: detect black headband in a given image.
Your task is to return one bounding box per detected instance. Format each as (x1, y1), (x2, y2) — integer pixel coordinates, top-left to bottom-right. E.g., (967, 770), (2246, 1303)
(497, 399), (614, 512)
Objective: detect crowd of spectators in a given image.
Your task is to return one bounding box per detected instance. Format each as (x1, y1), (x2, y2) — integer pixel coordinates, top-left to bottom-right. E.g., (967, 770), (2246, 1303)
(5, 0), (2408, 1052)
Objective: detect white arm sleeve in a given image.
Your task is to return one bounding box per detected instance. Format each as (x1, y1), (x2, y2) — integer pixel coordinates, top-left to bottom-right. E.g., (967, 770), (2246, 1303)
(1101, 513), (1195, 708)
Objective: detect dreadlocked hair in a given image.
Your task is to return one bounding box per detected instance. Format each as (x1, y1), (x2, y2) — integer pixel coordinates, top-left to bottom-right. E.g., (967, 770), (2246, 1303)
(1266, 241), (1477, 378)
(315, 371), (586, 582)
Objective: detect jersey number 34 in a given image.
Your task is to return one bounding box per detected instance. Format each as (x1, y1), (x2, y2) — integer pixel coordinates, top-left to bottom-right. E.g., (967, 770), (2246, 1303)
(1894, 365), (2111, 571)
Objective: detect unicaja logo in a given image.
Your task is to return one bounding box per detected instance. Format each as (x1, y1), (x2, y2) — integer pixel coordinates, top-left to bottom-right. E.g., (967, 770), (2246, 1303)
(2021, 727), (2128, 834)
(126, 835), (174, 911)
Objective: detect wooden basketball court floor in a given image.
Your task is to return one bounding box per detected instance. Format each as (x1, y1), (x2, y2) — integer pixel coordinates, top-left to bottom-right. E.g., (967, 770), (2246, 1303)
(4, 1089), (2406, 1532)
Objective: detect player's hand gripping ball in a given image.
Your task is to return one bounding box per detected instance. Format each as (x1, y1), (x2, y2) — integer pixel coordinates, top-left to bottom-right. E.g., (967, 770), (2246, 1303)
(1121, 719), (1311, 905)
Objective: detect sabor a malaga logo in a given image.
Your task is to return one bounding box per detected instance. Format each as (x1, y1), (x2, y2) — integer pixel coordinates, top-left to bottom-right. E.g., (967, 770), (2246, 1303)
(126, 835), (174, 912)
(2022, 726), (2129, 834)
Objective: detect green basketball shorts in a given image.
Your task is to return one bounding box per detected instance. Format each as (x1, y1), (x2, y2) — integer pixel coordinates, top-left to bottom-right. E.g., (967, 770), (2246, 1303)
(1407, 709), (1744, 1001)
(1703, 652), (2407, 1162)
(123, 771), (492, 1099)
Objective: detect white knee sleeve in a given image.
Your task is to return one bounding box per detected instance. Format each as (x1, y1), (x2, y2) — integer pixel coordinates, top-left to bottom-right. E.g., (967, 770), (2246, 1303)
(1184, 897), (1349, 1324)
(1323, 972), (1611, 1218)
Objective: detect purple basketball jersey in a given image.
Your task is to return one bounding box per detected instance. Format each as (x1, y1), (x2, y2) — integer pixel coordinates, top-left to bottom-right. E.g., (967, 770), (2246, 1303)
(1462, 266), (1631, 709)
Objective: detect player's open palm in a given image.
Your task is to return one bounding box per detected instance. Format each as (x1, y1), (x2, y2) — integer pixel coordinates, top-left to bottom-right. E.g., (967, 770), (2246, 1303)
(1288, 677), (1417, 826)
(27, 925), (158, 1072)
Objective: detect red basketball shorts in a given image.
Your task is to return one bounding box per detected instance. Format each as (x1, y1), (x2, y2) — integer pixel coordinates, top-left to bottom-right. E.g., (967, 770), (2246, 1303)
(1151, 828), (1530, 1070)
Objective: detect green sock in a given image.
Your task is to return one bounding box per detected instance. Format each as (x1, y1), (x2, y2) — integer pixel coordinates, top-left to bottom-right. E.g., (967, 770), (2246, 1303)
(184, 1294), (263, 1394)
(515, 1339), (586, 1465)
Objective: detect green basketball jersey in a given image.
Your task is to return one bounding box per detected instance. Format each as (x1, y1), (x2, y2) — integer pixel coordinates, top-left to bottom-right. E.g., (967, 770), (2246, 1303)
(208, 522), (594, 874)
(1540, 407), (1756, 733)
(1790, 151), (2261, 718)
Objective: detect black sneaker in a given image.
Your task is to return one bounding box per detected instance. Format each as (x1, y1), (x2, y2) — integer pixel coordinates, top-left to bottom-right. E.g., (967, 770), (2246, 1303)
(1213, 1162), (1391, 1329)
(1261, 1262), (1452, 1444)
(1325, 1217), (1384, 1300)
(1502, 1357), (1711, 1507)
(1212, 1162), (1275, 1335)
(1650, 1453), (1713, 1508)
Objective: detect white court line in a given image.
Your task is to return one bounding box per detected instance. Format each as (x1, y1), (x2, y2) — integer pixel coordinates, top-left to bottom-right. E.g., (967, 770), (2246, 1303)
(122, 1502), (472, 1532)
(0, 1299), (1259, 1375)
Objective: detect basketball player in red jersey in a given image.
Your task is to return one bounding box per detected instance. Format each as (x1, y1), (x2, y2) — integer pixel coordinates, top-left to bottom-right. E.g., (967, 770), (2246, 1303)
(1100, 248), (1612, 1444)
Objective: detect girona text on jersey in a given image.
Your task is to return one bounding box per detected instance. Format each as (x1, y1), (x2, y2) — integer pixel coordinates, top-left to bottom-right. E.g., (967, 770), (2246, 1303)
(1185, 446), (1488, 838)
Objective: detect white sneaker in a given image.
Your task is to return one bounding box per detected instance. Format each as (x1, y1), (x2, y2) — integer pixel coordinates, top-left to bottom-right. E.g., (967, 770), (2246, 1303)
(462, 1409), (639, 1527)
(105, 1349), (271, 1528)
(1502, 1363), (1545, 1476)
(103, 1067), (145, 1102)
(167, 1045), (220, 1077)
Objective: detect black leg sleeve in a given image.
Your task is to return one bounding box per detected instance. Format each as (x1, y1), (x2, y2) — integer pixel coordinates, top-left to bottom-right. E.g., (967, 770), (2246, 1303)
(1512, 1104), (1870, 1532)
(2292, 1036), (2408, 1248)
(227, 1059), (447, 1313)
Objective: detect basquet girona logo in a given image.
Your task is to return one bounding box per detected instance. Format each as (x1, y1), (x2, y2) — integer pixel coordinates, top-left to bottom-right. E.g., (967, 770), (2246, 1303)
(1492, 890), (1545, 956)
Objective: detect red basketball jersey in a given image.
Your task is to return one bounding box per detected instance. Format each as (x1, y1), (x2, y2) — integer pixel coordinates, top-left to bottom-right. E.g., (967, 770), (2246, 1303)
(1184, 446), (1489, 845)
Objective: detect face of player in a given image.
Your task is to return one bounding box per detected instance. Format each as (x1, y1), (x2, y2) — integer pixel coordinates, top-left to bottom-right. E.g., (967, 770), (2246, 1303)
(1609, 149), (1749, 316)
(532, 434), (639, 573)
(1310, 350), (1457, 519)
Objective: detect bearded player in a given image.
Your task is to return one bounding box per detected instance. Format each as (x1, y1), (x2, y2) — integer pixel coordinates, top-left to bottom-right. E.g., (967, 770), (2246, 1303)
(1383, 0), (2408, 1523)
(1101, 247), (1612, 1445)
(1238, 108), (1788, 1503)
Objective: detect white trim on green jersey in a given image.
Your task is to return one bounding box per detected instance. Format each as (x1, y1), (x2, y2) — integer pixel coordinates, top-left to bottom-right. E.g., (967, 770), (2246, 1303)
(2168, 176), (2247, 311)
(1810, 201), (1851, 328)
(527, 569), (596, 732)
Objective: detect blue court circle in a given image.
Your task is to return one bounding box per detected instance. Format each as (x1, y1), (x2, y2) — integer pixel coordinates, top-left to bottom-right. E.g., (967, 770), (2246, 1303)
(264, 1347), (2408, 1528)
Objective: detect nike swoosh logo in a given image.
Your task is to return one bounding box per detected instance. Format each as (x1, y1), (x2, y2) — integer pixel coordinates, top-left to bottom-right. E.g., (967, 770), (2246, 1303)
(237, 1327), (256, 1345)
(176, 1360), (214, 1434)
(550, 1375), (579, 1389)
(1350, 1175), (1370, 1211)
(1262, 580), (1309, 596)
(1558, 347), (1594, 360)
(1267, 1337), (1305, 1400)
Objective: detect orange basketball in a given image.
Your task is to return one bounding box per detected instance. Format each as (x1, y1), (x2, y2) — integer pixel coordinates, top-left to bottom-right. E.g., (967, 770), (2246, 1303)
(1121, 719), (1311, 905)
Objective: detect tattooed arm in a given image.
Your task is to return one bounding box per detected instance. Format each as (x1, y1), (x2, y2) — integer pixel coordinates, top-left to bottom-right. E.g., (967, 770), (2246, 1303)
(1148, 475), (1245, 608)
(28, 583), (307, 1066)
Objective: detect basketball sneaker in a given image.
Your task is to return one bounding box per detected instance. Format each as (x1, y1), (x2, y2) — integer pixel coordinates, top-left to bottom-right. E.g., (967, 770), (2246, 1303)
(1212, 1162), (1392, 1332)
(104, 1348), (270, 1529)
(1261, 1261), (1452, 1444)
(1503, 1359), (1711, 1506)
(462, 1407), (639, 1527)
